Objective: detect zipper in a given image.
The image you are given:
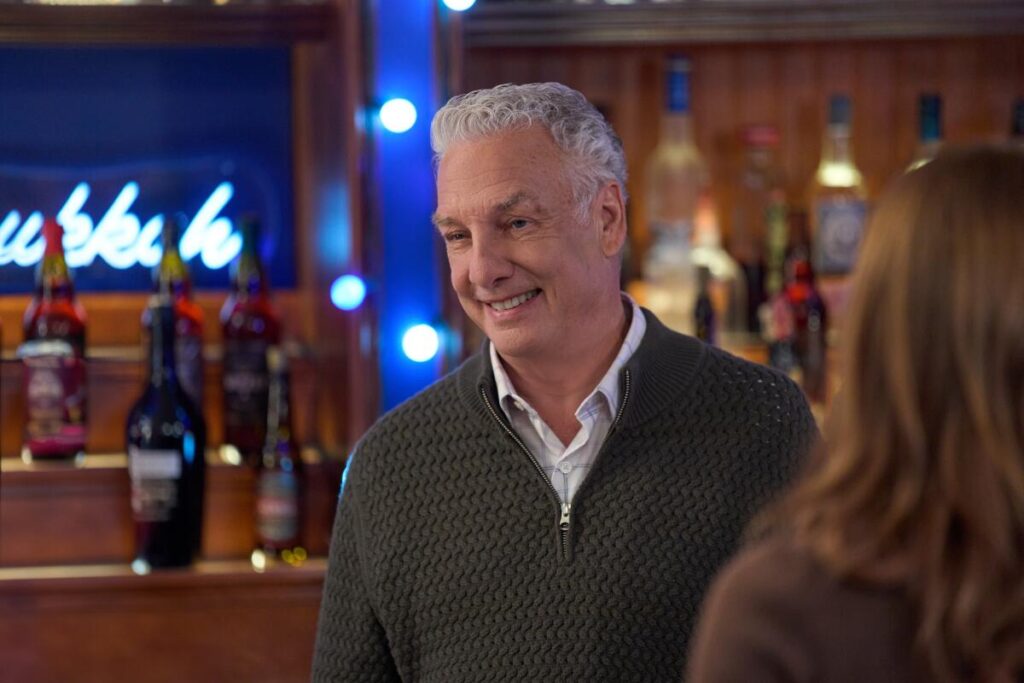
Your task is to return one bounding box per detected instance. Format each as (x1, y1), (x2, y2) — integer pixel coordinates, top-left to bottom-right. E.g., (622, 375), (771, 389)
(479, 387), (569, 558)
(478, 368), (633, 562)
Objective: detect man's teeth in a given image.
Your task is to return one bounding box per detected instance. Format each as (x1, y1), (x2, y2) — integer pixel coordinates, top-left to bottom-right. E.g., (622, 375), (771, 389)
(489, 290), (539, 312)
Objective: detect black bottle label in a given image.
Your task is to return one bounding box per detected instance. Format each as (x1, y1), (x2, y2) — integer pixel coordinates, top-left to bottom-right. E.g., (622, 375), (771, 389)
(223, 339), (270, 431)
(128, 447), (182, 523)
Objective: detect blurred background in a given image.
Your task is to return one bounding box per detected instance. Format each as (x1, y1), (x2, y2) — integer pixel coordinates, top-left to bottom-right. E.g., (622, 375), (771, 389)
(0, 0), (1022, 680)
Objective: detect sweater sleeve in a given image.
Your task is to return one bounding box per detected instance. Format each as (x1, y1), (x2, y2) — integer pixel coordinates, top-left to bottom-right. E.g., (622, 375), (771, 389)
(311, 452), (400, 683)
(685, 541), (816, 683)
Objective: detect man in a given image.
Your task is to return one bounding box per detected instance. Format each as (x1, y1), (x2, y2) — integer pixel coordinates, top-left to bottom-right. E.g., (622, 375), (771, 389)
(311, 82), (817, 682)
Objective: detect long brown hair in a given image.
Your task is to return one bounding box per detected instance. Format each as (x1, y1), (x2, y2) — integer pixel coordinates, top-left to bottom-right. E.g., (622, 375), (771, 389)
(778, 146), (1024, 681)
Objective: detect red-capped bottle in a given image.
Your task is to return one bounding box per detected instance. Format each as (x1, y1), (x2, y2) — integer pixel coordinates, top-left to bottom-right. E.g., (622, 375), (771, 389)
(21, 218), (88, 461)
(221, 215), (280, 466)
(784, 255), (828, 406)
(142, 215), (204, 411)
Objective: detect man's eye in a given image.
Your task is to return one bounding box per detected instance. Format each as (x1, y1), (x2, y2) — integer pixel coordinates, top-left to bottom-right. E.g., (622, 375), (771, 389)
(444, 231), (467, 243)
(509, 218), (530, 230)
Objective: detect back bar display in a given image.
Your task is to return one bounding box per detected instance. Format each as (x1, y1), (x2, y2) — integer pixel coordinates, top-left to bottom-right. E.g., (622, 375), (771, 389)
(0, 46), (296, 293)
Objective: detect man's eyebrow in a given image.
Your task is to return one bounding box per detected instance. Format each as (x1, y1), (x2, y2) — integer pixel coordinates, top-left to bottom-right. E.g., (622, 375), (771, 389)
(496, 192), (537, 213)
(431, 214), (460, 230)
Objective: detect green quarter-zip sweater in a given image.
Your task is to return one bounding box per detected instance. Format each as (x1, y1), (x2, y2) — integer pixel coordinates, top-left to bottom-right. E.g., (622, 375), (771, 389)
(311, 310), (818, 682)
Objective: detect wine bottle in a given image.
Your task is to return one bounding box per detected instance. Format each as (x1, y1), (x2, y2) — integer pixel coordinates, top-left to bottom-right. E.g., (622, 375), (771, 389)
(643, 54), (704, 335)
(809, 94), (868, 276)
(21, 218), (87, 462)
(141, 214), (204, 410)
(221, 215), (281, 466)
(126, 299), (207, 571)
(785, 255), (828, 406)
(907, 94), (943, 172)
(254, 346), (305, 565)
(693, 266), (716, 345)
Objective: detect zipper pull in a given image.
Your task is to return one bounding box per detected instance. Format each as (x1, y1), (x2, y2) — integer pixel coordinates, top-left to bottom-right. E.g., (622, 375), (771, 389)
(560, 502), (572, 530)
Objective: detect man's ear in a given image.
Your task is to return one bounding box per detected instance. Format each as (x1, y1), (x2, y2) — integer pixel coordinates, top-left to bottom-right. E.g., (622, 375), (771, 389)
(596, 181), (627, 258)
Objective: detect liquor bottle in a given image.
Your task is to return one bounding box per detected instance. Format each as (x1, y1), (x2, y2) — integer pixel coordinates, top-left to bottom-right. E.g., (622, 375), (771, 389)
(141, 214), (204, 410)
(21, 218), (87, 462)
(907, 94), (943, 172)
(126, 299), (207, 571)
(221, 215), (281, 466)
(733, 125), (784, 334)
(785, 255), (828, 406)
(691, 195), (746, 345)
(643, 55), (705, 335)
(693, 266), (716, 345)
(254, 346), (305, 565)
(1011, 98), (1024, 148)
(809, 94), (868, 276)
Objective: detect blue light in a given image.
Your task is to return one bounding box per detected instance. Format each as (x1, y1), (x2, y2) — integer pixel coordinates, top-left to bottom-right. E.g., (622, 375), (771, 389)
(401, 324), (440, 363)
(442, 0), (476, 10)
(379, 98), (417, 134)
(330, 274), (367, 311)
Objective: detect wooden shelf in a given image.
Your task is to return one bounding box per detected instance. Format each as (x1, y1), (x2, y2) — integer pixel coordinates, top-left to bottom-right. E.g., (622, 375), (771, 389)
(463, 0), (1024, 47)
(0, 0), (336, 46)
(0, 451), (341, 566)
(0, 558), (326, 683)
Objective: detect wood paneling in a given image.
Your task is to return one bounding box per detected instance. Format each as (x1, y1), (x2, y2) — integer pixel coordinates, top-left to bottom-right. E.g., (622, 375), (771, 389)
(0, 559), (325, 683)
(463, 38), (1024, 259)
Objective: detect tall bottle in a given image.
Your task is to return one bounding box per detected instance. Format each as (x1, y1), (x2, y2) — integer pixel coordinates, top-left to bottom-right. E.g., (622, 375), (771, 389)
(691, 195), (746, 345)
(643, 54), (705, 335)
(693, 266), (716, 345)
(785, 255), (828, 407)
(21, 218), (87, 462)
(733, 125), (784, 335)
(1011, 98), (1024, 149)
(809, 94), (868, 277)
(907, 94), (943, 172)
(141, 215), (204, 409)
(126, 299), (207, 571)
(221, 215), (280, 466)
(254, 346), (305, 565)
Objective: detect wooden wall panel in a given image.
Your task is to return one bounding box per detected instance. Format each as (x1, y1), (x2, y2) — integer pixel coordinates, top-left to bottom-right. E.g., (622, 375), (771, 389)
(462, 37), (1024, 254)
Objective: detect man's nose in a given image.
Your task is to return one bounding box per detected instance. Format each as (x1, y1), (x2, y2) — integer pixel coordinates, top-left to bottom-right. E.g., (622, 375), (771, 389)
(468, 236), (514, 289)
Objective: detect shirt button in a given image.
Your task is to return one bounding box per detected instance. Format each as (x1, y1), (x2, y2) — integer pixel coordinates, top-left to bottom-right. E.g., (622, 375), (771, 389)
(558, 462), (573, 474)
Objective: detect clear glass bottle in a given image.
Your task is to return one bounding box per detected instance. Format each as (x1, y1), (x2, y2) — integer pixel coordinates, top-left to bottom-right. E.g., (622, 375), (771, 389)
(907, 94), (943, 172)
(221, 215), (281, 466)
(734, 124), (785, 335)
(643, 54), (706, 335)
(21, 218), (88, 462)
(809, 94), (868, 277)
(126, 299), (207, 572)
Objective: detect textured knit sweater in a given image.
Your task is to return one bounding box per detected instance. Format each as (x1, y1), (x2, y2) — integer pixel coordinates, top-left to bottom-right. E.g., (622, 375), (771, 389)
(311, 310), (818, 682)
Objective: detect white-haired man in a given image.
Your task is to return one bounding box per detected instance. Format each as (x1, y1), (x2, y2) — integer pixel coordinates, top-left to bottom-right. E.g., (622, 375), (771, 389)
(312, 82), (817, 682)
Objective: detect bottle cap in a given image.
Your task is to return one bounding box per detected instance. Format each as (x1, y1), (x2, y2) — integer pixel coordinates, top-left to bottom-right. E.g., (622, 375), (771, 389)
(827, 94), (852, 128)
(919, 94), (942, 142)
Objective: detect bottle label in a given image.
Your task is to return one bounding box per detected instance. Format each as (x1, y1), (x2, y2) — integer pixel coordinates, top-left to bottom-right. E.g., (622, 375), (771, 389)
(814, 198), (867, 275)
(256, 470), (299, 544)
(21, 341), (87, 457)
(176, 333), (204, 409)
(128, 447), (182, 523)
(222, 339), (270, 433)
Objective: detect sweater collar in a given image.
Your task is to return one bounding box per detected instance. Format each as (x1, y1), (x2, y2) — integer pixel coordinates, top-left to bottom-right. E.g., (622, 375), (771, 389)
(457, 308), (706, 430)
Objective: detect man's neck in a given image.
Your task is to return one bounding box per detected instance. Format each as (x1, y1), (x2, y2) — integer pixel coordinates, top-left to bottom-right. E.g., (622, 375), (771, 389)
(498, 298), (630, 437)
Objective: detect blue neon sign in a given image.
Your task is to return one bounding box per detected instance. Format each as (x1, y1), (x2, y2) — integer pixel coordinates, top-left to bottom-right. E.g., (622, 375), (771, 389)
(0, 46), (295, 293)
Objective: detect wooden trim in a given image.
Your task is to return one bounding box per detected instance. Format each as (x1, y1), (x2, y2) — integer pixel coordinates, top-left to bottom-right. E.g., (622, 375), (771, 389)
(0, 2), (335, 45)
(463, 1), (1024, 47)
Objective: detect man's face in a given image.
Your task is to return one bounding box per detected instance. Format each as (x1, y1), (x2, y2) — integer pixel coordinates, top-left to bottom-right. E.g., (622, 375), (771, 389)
(434, 126), (621, 364)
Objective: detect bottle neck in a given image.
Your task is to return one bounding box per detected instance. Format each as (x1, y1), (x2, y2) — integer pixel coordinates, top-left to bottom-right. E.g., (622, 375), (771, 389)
(157, 243), (192, 301)
(37, 254), (75, 301)
(233, 254), (268, 298)
(816, 125), (862, 188)
(148, 305), (178, 389)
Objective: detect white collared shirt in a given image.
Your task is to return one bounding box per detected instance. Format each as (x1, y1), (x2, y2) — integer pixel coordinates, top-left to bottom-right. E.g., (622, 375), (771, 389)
(490, 294), (647, 503)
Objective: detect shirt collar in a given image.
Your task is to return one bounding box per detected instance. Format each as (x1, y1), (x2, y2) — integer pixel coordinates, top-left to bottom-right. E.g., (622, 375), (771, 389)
(490, 293), (647, 420)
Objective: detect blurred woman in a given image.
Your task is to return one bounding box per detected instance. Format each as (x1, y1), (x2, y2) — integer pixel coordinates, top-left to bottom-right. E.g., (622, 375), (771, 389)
(687, 146), (1024, 683)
